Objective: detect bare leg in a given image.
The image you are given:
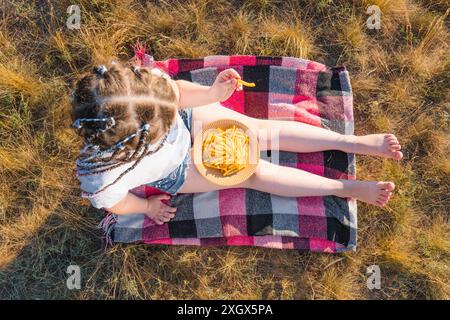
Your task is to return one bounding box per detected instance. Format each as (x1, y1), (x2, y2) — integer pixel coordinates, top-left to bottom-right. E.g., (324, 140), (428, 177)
(184, 103), (397, 207)
(179, 158), (395, 207)
(257, 120), (403, 160)
(191, 103), (403, 159)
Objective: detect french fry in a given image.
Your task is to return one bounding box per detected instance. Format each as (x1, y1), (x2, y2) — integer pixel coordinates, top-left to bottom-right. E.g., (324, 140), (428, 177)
(237, 79), (256, 87)
(202, 126), (249, 176)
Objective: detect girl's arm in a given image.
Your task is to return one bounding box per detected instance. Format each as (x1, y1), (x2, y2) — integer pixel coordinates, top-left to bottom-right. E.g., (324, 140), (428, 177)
(174, 68), (243, 109)
(105, 192), (149, 215)
(105, 192), (176, 225)
(175, 80), (218, 108)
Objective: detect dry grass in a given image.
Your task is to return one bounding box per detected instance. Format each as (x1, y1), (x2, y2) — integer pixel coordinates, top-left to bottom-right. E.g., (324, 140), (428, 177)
(0, 0), (448, 300)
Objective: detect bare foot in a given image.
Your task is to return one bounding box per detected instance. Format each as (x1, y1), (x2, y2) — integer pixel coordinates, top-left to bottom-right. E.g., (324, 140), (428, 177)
(341, 180), (395, 207)
(346, 134), (403, 160)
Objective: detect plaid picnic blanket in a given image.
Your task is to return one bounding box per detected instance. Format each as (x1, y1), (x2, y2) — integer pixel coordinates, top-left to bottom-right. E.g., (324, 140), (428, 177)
(100, 55), (357, 253)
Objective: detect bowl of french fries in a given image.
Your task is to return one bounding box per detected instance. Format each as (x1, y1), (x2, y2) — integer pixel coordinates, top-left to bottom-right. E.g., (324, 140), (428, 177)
(192, 119), (260, 187)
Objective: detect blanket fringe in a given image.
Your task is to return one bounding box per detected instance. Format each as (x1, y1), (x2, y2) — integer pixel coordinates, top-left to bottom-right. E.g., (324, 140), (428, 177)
(98, 211), (118, 249)
(132, 41), (154, 67)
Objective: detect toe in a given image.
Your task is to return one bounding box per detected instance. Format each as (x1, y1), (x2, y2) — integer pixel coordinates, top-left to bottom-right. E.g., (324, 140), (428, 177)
(387, 136), (398, 142)
(386, 181), (395, 191)
(386, 135), (398, 142)
(388, 138), (399, 145)
(380, 190), (391, 197)
(389, 144), (401, 151)
(376, 199), (386, 207)
(388, 146), (400, 155)
(380, 196), (390, 203)
(379, 181), (395, 191)
(394, 151), (403, 160)
(386, 134), (398, 141)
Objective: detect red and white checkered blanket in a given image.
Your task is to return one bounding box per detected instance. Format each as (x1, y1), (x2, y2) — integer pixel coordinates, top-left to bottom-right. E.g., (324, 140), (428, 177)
(100, 54), (357, 253)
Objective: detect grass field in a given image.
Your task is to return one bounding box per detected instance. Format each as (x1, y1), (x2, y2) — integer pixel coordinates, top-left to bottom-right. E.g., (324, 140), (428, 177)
(0, 0), (448, 299)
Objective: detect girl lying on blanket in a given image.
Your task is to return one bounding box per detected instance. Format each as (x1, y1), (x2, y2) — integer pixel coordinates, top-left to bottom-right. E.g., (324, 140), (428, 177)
(71, 60), (403, 225)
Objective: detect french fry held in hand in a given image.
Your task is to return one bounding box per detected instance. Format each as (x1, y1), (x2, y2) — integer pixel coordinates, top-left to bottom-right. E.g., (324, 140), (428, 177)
(202, 126), (249, 176)
(237, 79), (255, 87)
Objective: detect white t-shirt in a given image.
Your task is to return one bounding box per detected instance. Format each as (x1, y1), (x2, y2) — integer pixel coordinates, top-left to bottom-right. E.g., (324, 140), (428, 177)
(77, 111), (191, 209)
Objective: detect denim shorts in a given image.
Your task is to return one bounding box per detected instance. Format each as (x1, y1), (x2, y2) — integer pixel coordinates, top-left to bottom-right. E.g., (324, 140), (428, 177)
(146, 108), (193, 195)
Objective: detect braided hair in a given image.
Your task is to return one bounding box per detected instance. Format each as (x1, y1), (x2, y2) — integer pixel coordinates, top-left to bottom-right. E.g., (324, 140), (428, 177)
(71, 60), (179, 196)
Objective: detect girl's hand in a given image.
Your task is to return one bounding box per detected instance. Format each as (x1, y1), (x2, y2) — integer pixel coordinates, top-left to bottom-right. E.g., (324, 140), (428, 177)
(145, 194), (177, 225)
(209, 68), (243, 102)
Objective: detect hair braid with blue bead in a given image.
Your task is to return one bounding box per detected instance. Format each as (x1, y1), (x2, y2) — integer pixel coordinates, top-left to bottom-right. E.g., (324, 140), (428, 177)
(70, 61), (178, 196)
